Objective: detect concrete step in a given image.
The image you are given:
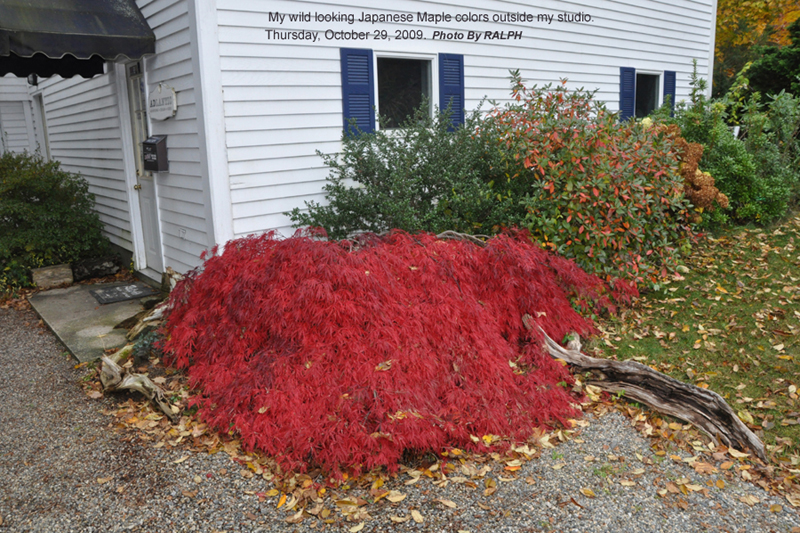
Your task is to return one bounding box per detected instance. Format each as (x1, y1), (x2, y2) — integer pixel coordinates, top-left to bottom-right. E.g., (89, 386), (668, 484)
(29, 282), (152, 363)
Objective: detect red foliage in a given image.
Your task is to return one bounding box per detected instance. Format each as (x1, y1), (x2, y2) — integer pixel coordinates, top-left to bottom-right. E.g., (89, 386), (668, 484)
(162, 230), (633, 475)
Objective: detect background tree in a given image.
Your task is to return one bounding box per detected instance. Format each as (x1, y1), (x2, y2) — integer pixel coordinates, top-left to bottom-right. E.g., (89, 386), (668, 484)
(747, 18), (800, 100)
(713, 0), (800, 97)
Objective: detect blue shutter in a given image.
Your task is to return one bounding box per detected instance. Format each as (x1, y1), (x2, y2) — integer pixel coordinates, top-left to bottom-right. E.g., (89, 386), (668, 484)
(619, 67), (636, 121)
(340, 48), (374, 134)
(663, 70), (676, 116)
(439, 53), (465, 129)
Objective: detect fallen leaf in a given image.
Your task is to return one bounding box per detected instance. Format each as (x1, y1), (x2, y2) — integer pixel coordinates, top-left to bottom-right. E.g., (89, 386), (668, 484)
(349, 522), (364, 532)
(245, 512), (258, 520)
(738, 411), (755, 424)
(770, 504), (783, 513)
(739, 495), (759, 506)
(436, 498), (457, 508)
(693, 462), (716, 474)
(277, 492), (287, 509)
(173, 455), (190, 464)
(411, 510), (424, 523)
(386, 490), (406, 503)
(96, 476), (113, 484)
(284, 495), (298, 509)
(728, 448), (749, 459)
(580, 487), (595, 498)
(552, 463), (566, 470)
(716, 479), (725, 489)
(389, 515), (410, 523)
(285, 509), (304, 524)
(87, 391), (103, 399)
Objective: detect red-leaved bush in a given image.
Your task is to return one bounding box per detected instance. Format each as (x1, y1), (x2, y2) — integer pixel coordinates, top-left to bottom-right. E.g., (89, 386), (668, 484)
(483, 74), (696, 288)
(162, 230), (634, 475)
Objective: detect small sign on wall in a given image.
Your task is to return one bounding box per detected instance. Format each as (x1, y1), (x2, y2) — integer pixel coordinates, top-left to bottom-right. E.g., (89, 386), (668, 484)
(148, 83), (176, 121)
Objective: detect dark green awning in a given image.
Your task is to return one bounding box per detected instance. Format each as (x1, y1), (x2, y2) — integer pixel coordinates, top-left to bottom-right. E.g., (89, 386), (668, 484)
(0, 0), (155, 78)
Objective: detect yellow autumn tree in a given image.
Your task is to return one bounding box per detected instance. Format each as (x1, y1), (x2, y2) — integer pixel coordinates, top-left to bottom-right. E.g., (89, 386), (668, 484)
(714, 0), (800, 95)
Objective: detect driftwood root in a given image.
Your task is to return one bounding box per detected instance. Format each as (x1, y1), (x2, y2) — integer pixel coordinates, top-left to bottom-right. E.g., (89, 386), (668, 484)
(524, 316), (767, 461)
(100, 346), (177, 423)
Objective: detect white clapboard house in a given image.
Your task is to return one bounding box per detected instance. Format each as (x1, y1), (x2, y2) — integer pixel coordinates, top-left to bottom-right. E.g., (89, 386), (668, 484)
(0, 0), (718, 282)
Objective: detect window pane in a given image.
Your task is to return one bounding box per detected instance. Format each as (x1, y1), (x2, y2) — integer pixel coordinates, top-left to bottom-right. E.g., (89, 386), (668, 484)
(377, 58), (431, 128)
(635, 73), (659, 118)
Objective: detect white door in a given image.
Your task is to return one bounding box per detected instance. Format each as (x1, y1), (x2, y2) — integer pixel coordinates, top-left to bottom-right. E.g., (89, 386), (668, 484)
(127, 62), (164, 273)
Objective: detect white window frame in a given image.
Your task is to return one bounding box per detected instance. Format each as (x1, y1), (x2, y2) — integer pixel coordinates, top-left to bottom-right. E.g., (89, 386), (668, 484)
(372, 51), (438, 131)
(634, 69), (663, 118)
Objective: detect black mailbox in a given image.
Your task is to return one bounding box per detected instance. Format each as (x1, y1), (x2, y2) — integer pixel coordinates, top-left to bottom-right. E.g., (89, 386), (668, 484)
(142, 135), (168, 172)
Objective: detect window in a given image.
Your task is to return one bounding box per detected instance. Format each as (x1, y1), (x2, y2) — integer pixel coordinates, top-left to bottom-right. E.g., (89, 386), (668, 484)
(635, 73), (659, 118)
(377, 57), (431, 128)
(340, 49), (465, 134)
(619, 67), (676, 120)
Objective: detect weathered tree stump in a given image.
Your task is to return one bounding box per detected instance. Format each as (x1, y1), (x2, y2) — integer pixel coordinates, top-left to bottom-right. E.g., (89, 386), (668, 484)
(523, 316), (767, 461)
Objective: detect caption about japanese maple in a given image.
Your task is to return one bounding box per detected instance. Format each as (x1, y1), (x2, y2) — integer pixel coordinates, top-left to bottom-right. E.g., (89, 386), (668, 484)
(264, 10), (594, 42)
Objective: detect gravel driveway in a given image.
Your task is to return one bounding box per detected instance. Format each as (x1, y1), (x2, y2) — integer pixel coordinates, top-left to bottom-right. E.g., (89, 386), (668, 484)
(1, 307), (798, 532)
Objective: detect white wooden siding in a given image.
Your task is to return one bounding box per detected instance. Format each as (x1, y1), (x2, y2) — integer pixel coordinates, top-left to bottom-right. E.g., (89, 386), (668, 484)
(216, 0), (717, 237)
(0, 76), (37, 154)
(33, 73), (135, 251)
(138, 0), (211, 274)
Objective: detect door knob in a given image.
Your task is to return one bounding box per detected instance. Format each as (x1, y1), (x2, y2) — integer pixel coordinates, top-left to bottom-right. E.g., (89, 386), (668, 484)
(133, 184), (142, 190)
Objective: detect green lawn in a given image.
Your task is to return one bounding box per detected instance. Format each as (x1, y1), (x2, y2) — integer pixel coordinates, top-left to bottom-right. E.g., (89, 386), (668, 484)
(593, 214), (800, 464)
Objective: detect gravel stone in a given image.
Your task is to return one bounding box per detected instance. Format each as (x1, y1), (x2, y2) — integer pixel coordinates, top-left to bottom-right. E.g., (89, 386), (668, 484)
(1, 307), (798, 532)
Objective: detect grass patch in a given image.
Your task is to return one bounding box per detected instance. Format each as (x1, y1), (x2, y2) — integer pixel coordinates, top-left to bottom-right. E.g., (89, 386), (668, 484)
(594, 214), (800, 464)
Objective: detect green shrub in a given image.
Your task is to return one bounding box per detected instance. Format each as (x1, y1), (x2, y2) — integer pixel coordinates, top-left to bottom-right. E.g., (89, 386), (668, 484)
(0, 152), (109, 289)
(763, 89), (800, 175)
(738, 96), (798, 219)
(666, 63), (793, 225)
(484, 73), (695, 287)
(288, 103), (505, 239)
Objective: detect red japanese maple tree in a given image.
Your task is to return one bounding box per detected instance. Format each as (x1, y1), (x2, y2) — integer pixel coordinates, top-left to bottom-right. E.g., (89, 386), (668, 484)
(162, 230), (634, 474)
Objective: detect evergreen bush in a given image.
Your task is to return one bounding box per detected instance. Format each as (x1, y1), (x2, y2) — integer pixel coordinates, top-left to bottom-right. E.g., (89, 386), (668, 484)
(0, 152), (109, 289)
(288, 104), (505, 239)
(665, 62), (800, 224)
